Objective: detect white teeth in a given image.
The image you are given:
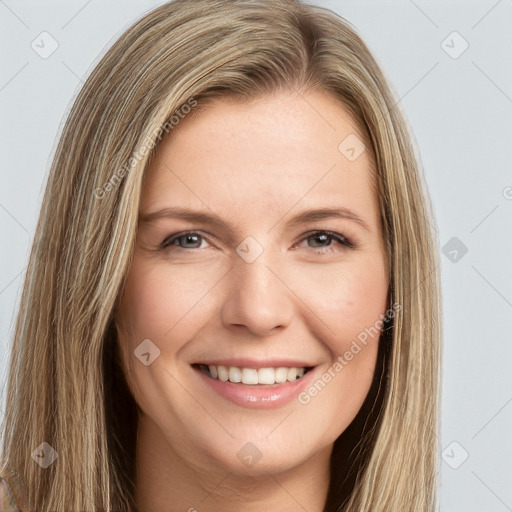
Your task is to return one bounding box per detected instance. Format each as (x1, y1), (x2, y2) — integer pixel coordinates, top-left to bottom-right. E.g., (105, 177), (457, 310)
(241, 368), (258, 385)
(275, 367), (288, 383)
(228, 366), (242, 383)
(199, 364), (308, 385)
(208, 365), (218, 379)
(217, 365), (229, 382)
(258, 367), (275, 385)
(287, 367), (297, 381)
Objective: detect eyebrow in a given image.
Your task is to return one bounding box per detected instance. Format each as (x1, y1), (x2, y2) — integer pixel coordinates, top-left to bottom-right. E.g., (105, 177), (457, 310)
(139, 206), (371, 233)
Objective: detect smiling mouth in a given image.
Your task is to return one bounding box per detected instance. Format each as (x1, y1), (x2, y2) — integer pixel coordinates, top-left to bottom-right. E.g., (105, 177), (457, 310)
(192, 363), (313, 386)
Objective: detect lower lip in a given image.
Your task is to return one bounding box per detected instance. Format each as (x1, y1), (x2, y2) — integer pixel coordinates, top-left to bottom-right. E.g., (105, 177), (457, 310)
(193, 366), (317, 409)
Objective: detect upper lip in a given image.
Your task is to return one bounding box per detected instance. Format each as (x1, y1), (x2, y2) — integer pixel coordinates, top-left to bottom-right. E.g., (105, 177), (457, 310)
(192, 358), (316, 369)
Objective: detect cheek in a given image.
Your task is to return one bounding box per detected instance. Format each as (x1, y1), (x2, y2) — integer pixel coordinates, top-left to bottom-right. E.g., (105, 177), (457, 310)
(114, 258), (203, 411)
(294, 255), (389, 352)
(293, 259), (387, 433)
(116, 255), (215, 344)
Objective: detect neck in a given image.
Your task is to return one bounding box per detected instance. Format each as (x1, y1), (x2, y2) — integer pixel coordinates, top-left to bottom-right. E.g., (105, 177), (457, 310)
(134, 414), (332, 512)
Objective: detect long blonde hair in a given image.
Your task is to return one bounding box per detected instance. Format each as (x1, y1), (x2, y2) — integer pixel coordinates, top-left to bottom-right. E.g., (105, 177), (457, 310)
(0, 0), (442, 510)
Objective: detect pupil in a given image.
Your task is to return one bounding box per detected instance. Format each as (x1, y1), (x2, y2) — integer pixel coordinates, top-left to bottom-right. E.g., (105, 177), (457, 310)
(182, 235), (200, 248)
(311, 234), (329, 247)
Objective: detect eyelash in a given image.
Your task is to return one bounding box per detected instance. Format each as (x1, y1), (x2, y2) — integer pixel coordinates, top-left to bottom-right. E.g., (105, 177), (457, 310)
(159, 230), (354, 254)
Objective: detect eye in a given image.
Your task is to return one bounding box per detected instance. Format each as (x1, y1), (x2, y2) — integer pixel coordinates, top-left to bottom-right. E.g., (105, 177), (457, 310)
(160, 231), (208, 250)
(159, 230), (354, 254)
(298, 230), (354, 254)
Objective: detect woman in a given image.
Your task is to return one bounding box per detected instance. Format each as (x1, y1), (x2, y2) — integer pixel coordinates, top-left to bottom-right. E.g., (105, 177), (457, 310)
(0, 0), (442, 510)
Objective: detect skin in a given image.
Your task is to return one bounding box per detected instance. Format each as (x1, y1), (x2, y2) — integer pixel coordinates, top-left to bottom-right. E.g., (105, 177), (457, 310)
(115, 89), (389, 512)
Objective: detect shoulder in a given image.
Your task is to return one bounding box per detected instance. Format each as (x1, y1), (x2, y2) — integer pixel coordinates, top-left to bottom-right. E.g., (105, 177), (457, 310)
(0, 475), (22, 512)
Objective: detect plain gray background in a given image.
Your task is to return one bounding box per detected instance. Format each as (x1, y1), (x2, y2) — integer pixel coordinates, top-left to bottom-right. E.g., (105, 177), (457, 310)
(1, 1), (511, 510)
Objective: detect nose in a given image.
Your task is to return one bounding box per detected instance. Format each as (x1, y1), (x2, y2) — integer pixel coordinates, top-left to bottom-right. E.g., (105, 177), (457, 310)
(220, 251), (294, 337)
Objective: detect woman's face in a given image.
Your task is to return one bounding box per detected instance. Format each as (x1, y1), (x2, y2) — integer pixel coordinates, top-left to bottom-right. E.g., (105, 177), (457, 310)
(115, 89), (389, 478)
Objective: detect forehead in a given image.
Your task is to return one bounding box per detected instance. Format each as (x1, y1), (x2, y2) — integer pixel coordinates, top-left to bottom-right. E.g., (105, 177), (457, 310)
(141, 90), (379, 229)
